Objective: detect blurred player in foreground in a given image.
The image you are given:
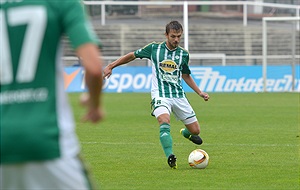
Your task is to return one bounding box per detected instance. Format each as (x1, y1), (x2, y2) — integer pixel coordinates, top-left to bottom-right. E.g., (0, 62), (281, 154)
(1, 0), (104, 189)
(103, 20), (209, 169)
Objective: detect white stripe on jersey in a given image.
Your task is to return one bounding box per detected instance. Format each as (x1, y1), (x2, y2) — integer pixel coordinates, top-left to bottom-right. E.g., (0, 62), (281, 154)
(56, 43), (79, 158)
(164, 49), (173, 98)
(171, 51), (177, 98)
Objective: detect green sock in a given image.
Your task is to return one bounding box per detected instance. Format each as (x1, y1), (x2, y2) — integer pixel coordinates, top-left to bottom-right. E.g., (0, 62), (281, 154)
(181, 128), (192, 138)
(159, 123), (173, 158)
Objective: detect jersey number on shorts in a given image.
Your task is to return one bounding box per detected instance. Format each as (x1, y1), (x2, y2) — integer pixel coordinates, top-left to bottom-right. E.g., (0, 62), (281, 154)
(0, 6), (47, 85)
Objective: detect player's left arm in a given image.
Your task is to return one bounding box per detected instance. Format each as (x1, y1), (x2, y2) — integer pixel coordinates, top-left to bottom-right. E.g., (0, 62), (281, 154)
(181, 52), (209, 101)
(182, 74), (209, 101)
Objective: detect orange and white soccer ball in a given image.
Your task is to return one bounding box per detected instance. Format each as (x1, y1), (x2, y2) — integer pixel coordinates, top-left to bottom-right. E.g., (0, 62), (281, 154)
(188, 149), (209, 169)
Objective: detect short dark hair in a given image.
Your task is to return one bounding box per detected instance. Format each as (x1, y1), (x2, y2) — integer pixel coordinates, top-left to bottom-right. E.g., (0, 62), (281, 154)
(165, 21), (183, 34)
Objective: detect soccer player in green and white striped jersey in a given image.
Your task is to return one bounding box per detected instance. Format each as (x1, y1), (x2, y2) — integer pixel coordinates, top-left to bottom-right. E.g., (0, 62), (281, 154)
(103, 21), (209, 169)
(1, 0), (104, 189)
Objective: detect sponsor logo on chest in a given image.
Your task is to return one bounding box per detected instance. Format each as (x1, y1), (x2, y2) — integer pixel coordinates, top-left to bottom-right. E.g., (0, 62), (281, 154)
(159, 59), (178, 73)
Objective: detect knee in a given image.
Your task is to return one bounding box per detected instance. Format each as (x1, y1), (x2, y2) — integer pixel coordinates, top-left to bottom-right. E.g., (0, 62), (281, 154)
(157, 114), (170, 125)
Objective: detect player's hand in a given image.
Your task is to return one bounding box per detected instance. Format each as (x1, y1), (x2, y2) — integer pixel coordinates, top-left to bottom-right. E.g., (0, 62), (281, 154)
(103, 66), (112, 79)
(80, 93), (105, 123)
(200, 92), (210, 101)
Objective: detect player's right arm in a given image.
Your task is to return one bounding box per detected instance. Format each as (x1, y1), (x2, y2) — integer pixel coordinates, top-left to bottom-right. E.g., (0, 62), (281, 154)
(76, 44), (104, 123)
(103, 52), (136, 78)
(62, 0), (104, 123)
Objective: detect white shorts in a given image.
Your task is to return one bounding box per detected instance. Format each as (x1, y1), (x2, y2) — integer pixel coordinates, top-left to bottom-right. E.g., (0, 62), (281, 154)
(151, 97), (197, 125)
(0, 156), (97, 190)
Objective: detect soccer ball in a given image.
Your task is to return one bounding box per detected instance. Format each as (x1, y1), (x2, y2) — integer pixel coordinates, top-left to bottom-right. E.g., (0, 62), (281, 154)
(188, 149), (209, 169)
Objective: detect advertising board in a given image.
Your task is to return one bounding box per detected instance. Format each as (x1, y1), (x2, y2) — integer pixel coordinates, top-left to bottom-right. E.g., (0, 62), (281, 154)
(64, 66), (300, 93)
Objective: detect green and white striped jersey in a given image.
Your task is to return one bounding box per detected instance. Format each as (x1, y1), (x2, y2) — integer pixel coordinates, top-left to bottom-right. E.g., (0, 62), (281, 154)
(134, 41), (191, 98)
(0, 0), (99, 163)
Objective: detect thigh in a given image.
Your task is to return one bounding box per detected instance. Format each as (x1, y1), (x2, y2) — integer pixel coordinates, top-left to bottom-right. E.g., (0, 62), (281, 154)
(151, 97), (171, 117)
(1, 156), (96, 190)
(172, 98), (196, 121)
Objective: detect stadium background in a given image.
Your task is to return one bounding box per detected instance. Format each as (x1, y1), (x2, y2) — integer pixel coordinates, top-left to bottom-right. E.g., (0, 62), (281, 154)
(62, 0), (300, 93)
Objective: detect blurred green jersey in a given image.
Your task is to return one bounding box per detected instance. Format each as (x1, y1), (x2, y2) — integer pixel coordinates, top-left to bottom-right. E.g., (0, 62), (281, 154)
(0, 0), (99, 163)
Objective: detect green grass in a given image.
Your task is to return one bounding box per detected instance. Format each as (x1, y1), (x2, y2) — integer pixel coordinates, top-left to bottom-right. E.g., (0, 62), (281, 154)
(69, 93), (300, 190)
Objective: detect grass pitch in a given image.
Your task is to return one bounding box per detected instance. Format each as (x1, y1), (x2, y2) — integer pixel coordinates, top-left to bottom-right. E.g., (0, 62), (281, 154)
(69, 92), (299, 190)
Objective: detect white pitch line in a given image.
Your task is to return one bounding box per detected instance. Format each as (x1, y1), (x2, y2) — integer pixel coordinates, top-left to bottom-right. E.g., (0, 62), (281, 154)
(81, 142), (299, 147)
(206, 143), (299, 147)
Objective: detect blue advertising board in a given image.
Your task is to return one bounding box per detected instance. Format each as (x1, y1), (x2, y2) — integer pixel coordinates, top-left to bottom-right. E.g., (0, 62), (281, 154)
(64, 66), (300, 93)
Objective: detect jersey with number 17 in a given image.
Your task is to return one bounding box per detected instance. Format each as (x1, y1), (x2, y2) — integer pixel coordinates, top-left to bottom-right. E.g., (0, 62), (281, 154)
(0, 0), (99, 163)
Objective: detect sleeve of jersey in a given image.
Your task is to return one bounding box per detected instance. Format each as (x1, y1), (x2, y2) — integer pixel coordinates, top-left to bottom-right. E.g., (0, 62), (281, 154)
(182, 54), (191, 74)
(62, 1), (101, 50)
(134, 43), (153, 59)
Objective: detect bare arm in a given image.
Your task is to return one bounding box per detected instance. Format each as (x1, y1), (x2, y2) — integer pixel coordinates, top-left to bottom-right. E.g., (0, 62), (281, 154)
(76, 43), (104, 123)
(182, 74), (209, 101)
(103, 52), (136, 78)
